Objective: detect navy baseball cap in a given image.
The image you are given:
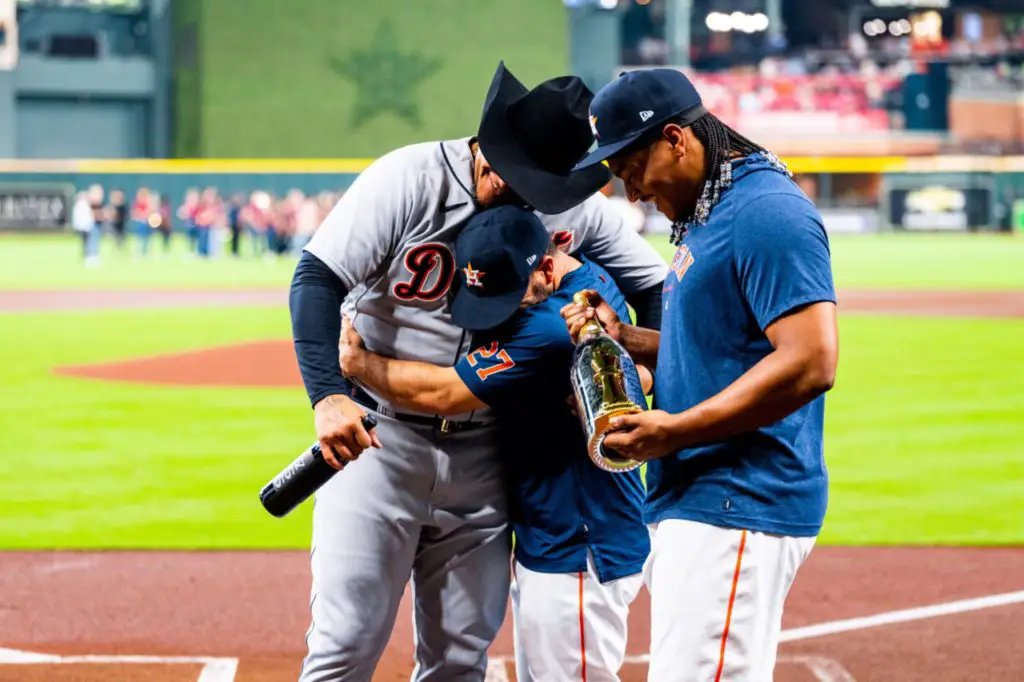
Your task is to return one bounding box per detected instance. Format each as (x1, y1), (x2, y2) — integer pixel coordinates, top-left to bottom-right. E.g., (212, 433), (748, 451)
(450, 205), (551, 331)
(575, 69), (706, 169)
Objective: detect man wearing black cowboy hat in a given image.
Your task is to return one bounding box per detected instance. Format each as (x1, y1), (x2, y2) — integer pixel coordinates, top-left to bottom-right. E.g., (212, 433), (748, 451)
(289, 62), (666, 681)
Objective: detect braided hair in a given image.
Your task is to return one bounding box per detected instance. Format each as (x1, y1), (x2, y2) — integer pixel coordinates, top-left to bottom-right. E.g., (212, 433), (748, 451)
(690, 114), (765, 201)
(666, 113), (773, 243)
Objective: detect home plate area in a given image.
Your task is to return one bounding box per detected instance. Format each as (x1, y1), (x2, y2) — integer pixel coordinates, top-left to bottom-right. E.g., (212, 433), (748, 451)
(0, 547), (1021, 681)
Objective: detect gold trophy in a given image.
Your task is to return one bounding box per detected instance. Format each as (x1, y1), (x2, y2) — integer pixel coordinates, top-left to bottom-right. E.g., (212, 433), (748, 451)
(569, 292), (646, 473)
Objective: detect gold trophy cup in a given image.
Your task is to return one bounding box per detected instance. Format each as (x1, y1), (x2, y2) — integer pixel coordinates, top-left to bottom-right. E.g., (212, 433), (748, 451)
(569, 292), (646, 473)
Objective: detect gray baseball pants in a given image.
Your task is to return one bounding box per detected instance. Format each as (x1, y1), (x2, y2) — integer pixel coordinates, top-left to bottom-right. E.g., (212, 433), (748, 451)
(299, 415), (511, 682)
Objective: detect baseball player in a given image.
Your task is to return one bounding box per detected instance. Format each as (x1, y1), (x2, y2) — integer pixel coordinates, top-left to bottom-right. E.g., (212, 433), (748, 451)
(289, 62), (667, 681)
(563, 69), (839, 681)
(337, 205), (651, 682)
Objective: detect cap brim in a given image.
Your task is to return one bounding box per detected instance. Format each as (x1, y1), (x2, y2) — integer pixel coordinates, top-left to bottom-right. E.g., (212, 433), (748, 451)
(573, 132), (644, 170)
(450, 282), (528, 332)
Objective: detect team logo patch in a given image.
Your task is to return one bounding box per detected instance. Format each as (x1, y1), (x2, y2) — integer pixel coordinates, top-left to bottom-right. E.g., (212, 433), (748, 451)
(589, 114), (599, 139)
(463, 262), (485, 288)
(391, 242), (456, 302)
(551, 230), (574, 253)
(670, 245), (695, 281)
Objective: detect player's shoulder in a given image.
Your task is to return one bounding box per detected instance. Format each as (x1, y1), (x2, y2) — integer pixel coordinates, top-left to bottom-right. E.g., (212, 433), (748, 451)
(732, 156), (819, 218)
(367, 140), (446, 175)
(572, 259), (624, 297)
(508, 297), (574, 351)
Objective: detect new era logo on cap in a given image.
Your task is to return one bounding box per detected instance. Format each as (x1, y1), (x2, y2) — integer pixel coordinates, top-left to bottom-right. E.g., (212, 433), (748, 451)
(526, 254), (537, 266)
(639, 110), (654, 122)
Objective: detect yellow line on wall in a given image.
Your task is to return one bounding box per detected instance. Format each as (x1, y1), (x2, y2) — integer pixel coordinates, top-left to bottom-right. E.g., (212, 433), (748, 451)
(0, 156), (1023, 175)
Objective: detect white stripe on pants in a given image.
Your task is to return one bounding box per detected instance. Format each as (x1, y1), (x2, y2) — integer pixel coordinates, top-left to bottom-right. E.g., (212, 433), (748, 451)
(511, 554), (643, 682)
(645, 520), (815, 682)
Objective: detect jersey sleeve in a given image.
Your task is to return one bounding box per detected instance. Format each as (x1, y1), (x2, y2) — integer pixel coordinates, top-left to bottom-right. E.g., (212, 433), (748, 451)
(537, 193), (668, 295)
(454, 320), (563, 413)
(303, 149), (425, 290)
(733, 192), (837, 331)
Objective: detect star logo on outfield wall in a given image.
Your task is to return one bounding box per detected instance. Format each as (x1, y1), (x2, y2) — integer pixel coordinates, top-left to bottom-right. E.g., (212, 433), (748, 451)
(329, 21), (442, 130)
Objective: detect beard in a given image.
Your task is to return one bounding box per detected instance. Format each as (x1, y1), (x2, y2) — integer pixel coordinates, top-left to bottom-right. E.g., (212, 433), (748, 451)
(522, 278), (553, 308)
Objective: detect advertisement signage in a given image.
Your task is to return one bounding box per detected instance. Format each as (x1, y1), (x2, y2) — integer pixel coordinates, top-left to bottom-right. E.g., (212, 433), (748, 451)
(0, 185), (72, 230)
(888, 185), (990, 231)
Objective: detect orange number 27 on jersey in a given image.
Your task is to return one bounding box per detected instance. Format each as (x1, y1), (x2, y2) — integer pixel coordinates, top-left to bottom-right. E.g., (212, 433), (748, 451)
(465, 341), (515, 381)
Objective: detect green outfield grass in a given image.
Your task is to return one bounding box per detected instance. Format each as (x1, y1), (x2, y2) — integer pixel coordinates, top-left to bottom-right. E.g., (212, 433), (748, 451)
(2, 231), (1023, 291)
(0, 304), (1020, 548)
(648, 231), (1024, 291)
(0, 235), (297, 290)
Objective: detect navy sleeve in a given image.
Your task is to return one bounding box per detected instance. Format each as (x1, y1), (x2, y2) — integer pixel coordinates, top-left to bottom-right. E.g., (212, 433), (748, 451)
(454, 318), (563, 413)
(733, 193), (837, 331)
(289, 250), (352, 408)
(626, 280), (664, 330)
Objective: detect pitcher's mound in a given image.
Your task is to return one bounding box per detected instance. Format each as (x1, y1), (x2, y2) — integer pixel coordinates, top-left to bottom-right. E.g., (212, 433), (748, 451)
(55, 340), (301, 387)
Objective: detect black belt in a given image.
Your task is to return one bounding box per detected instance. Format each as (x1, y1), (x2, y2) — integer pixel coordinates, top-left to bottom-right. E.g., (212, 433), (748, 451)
(348, 386), (487, 436)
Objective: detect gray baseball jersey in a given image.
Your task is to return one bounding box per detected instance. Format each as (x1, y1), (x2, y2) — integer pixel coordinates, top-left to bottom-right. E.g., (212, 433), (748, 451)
(305, 137), (666, 418)
(299, 137), (666, 682)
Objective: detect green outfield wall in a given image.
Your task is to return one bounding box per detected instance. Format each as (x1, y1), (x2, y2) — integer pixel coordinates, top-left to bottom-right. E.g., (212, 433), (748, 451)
(171, 0), (568, 158)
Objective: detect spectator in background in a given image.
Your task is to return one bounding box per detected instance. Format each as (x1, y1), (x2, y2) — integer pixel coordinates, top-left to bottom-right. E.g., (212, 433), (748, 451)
(177, 188), (200, 255)
(194, 187), (221, 258)
(317, 191), (338, 224)
(208, 191), (228, 259)
(88, 184), (106, 261)
(228, 193), (245, 257)
(269, 195), (289, 256)
(107, 189), (127, 252)
(293, 194), (320, 254)
(242, 190), (271, 258)
(275, 189), (303, 256)
(72, 190), (100, 267)
(154, 194), (173, 255)
(131, 187), (153, 257)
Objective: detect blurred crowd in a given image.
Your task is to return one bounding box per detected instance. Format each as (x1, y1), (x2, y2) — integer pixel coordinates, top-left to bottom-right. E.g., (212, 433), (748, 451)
(67, 180), (651, 267)
(71, 184), (344, 266)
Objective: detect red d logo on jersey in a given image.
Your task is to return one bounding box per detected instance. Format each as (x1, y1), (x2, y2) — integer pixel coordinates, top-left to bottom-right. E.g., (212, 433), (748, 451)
(392, 243), (456, 302)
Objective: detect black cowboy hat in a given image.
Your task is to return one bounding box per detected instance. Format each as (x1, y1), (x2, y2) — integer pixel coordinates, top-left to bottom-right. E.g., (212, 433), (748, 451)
(477, 62), (611, 215)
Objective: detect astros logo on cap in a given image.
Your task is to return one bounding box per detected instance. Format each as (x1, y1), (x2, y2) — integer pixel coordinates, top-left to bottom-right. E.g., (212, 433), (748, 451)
(589, 113), (599, 140)
(463, 263), (485, 288)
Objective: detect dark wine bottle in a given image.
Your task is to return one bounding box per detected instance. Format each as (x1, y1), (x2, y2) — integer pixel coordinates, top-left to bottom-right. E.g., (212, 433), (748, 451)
(259, 414), (378, 518)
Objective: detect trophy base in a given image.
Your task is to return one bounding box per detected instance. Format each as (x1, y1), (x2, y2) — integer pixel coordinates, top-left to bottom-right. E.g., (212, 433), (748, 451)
(587, 405), (643, 473)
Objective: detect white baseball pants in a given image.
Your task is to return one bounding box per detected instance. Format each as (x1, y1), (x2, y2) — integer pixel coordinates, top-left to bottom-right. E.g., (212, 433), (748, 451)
(645, 519), (816, 682)
(511, 553), (644, 682)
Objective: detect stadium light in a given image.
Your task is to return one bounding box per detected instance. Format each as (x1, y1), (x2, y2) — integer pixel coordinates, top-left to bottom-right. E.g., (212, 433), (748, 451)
(863, 19), (888, 37)
(889, 20), (908, 36)
(705, 10), (769, 33)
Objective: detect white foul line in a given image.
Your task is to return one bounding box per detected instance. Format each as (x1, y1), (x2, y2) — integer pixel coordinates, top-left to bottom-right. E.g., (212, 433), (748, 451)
(790, 655), (858, 682)
(0, 651), (239, 682)
(779, 589), (1024, 643)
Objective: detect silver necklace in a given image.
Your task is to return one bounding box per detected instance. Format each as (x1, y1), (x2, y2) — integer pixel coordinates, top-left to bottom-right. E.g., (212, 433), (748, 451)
(670, 150), (790, 246)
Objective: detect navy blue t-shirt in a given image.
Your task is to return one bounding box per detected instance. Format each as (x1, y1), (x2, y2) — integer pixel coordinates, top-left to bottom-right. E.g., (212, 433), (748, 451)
(456, 260), (650, 582)
(647, 154), (837, 537)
